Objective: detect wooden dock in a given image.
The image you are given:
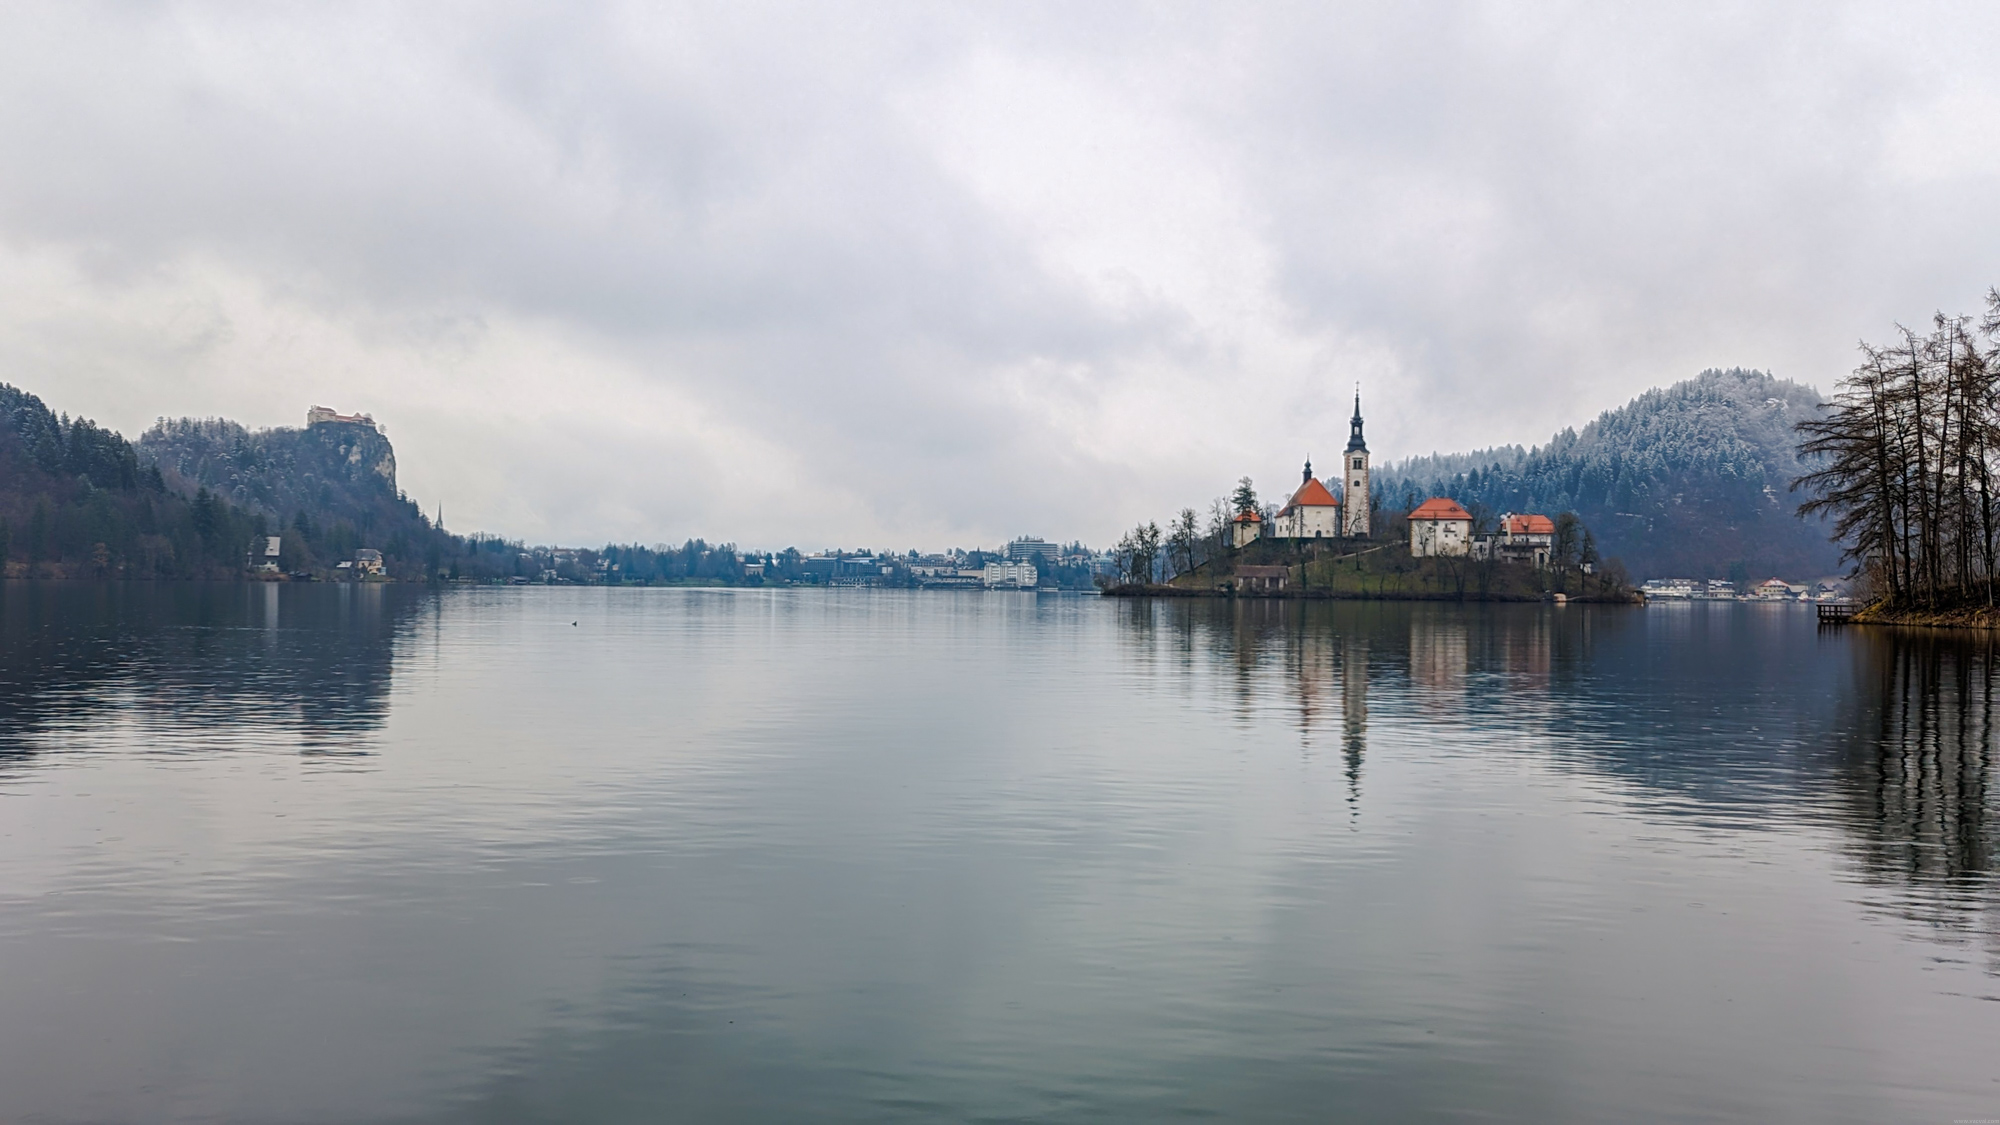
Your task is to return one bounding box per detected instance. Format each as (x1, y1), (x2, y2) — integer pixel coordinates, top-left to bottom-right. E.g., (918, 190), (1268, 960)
(1816, 602), (1859, 624)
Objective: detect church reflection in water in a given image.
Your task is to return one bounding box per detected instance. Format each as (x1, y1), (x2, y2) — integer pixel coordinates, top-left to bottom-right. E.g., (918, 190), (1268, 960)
(1135, 599), (1580, 809)
(1129, 597), (2000, 969)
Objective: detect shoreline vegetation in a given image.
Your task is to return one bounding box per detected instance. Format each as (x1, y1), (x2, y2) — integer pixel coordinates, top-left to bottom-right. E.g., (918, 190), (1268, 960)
(1850, 599), (2000, 630)
(1793, 288), (2000, 633)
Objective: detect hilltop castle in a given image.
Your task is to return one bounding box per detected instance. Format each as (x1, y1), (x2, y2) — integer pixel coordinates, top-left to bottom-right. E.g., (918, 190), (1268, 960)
(306, 405), (377, 430)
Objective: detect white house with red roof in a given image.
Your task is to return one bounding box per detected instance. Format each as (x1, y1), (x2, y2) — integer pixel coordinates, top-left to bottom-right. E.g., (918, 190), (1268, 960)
(1271, 460), (1344, 540)
(1409, 497), (1474, 557)
(1481, 512), (1555, 567)
(1230, 508), (1265, 549)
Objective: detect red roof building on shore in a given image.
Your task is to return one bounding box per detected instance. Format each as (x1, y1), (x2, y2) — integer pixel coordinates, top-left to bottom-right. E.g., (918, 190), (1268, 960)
(1410, 498), (1473, 522)
(1409, 498), (1473, 557)
(1485, 510), (1556, 567)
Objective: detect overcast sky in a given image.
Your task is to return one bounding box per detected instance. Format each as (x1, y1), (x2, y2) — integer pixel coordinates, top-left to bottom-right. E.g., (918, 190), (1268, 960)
(4, 2), (1999, 549)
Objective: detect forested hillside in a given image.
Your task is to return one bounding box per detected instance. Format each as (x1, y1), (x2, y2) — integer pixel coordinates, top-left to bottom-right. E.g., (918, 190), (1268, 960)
(1375, 369), (1839, 581)
(0, 383), (265, 578)
(139, 416), (450, 576)
(0, 381), (753, 584)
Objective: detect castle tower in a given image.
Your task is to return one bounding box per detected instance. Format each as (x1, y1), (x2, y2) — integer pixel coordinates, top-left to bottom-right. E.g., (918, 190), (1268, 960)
(1343, 389), (1370, 537)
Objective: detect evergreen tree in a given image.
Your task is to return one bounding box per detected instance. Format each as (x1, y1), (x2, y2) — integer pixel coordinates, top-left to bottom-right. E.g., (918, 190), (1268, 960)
(1231, 477), (1258, 514)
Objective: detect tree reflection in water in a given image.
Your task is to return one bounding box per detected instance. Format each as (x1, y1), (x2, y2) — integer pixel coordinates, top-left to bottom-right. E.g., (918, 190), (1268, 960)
(1118, 598), (2000, 970)
(1834, 628), (1999, 967)
(0, 580), (426, 766)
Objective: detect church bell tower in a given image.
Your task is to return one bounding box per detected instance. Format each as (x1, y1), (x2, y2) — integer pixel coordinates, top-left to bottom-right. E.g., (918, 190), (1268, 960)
(1343, 389), (1370, 537)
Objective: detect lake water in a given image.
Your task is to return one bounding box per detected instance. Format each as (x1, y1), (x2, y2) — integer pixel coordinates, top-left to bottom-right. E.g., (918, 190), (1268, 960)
(1, 583), (1996, 1123)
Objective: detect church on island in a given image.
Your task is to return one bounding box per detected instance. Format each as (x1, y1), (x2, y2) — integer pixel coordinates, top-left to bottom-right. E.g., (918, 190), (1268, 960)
(1228, 390), (1561, 568)
(1233, 392), (1373, 547)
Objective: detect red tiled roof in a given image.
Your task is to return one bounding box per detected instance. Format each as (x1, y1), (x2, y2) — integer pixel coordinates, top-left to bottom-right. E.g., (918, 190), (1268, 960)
(1278, 477), (1341, 514)
(1501, 513), (1555, 535)
(1232, 509), (1263, 522)
(1410, 497), (1472, 521)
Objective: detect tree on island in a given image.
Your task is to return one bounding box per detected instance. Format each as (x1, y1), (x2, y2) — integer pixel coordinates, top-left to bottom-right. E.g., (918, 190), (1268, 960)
(1552, 511), (1581, 580)
(1114, 521), (1163, 585)
(1231, 477), (1257, 515)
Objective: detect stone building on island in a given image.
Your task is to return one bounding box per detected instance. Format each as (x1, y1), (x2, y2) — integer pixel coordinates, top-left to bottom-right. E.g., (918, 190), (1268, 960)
(1475, 513), (1555, 567)
(1271, 461), (1343, 540)
(1408, 497), (1474, 557)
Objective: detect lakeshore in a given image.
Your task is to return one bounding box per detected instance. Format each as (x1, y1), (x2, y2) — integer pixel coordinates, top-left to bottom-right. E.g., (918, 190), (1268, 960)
(1850, 600), (2000, 630)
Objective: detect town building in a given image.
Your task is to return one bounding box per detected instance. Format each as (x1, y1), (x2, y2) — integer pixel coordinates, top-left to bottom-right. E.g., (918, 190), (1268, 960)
(1271, 461), (1344, 540)
(1408, 498), (1474, 557)
(249, 535), (281, 573)
(1006, 537), (1060, 563)
(1341, 392), (1371, 538)
(1750, 578), (1810, 600)
(354, 548), (384, 576)
(914, 565), (983, 588)
(306, 405), (378, 429)
(983, 560), (1038, 589)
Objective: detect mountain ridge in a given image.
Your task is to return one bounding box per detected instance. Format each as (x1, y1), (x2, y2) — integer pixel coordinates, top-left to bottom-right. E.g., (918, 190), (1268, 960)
(1374, 368), (1837, 580)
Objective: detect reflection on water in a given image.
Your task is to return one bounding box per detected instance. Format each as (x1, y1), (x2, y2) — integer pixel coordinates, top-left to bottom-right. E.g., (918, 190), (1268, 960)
(0, 586), (1996, 1123)
(1130, 598), (2000, 961)
(1835, 629), (2000, 962)
(0, 581), (421, 764)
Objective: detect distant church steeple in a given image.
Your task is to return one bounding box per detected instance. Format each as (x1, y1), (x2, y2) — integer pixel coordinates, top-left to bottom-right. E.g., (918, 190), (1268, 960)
(1342, 386), (1371, 538)
(1302, 458), (1314, 483)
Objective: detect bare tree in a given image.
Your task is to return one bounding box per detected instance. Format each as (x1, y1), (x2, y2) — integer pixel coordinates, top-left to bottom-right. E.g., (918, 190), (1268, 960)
(1131, 521), (1163, 584)
(1797, 295), (2000, 608)
(1168, 508), (1200, 578)
(1551, 511), (1581, 587)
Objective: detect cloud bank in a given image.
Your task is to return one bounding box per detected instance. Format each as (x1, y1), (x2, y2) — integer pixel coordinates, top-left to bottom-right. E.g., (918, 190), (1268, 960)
(4, 1), (1999, 548)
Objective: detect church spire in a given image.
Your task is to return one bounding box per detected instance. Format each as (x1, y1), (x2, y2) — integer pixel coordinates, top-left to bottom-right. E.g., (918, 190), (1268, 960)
(1345, 385), (1368, 454)
(1302, 457), (1313, 483)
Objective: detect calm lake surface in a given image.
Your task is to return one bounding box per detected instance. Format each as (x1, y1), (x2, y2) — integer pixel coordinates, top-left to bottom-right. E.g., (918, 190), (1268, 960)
(1, 583), (1997, 1123)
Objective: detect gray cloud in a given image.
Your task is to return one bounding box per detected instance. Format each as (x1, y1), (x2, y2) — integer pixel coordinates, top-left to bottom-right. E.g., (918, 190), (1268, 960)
(3, 1), (1998, 548)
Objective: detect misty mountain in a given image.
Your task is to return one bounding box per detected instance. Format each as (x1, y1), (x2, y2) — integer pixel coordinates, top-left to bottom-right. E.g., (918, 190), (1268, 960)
(1374, 369), (1839, 581)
